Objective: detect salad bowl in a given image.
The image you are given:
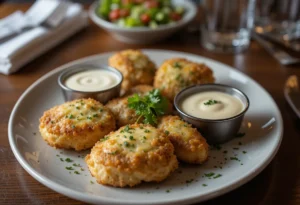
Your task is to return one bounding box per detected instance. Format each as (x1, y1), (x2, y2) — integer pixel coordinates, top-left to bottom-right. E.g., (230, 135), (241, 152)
(89, 0), (197, 44)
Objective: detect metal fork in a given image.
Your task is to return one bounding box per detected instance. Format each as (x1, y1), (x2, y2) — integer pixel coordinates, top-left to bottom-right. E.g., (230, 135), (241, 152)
(252, 32), (300, 66)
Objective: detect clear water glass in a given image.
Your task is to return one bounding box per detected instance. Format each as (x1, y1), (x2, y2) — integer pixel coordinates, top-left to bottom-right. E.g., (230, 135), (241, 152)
(255, 0), (300, 40)
(201, 0), (256, 53)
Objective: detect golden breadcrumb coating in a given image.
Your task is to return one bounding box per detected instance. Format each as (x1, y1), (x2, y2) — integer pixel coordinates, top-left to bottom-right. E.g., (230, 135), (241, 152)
(158, 115), (209, 164)
(39, 98), (116, 151)
(109, 49), (156, 95)
(85, 124), (178, 187)
(126, 84), (154, 96)
(106, 96), (139, 128)
(154, 58), (215, 101)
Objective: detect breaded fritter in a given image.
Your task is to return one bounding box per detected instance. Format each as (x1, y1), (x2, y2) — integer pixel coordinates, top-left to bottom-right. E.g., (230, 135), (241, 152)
(126, 84), (154, 96)
(106, 95), (139, 128)
(109, 49), (156, 95)
(39, 98), (116, 151)
(154, 58), (215, 101)
(85, 124), (178, 187)
(158, 115), (209, 164)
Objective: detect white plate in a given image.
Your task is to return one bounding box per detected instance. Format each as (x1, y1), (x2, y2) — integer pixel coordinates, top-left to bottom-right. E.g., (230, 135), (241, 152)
(8, 50), (283, 205)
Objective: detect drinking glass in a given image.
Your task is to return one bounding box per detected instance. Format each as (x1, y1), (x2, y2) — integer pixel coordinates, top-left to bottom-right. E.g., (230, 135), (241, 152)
(201, 0), (256, 53)
(255, 0), (300, 40)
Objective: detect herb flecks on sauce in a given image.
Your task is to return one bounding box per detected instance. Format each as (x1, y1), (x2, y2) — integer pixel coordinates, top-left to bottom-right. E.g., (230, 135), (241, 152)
(204, 99), (221, 106)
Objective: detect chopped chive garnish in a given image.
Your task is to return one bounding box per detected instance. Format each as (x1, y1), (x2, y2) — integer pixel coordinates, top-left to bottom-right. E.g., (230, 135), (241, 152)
(173, 62), (182, 68)
(204, 172), (215, 177)
(100, 136), (109, 142)
(65, 158), (73, 163)
(204, 99), (220, 105)
(65, 166), (73, 170)
(186, 179), (194, 183)
(213, 174), (222, 179)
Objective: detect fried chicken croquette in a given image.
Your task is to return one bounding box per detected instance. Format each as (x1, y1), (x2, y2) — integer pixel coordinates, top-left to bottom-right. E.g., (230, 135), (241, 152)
(85, 124), (178, 187)
(126, 84), (154, 96)
(158, 115), (209, 164)
(109, 49), (156, 94)
(106, 96), (139, 128)
(39, 98), (116, 151)
(154, 58), (215, 101)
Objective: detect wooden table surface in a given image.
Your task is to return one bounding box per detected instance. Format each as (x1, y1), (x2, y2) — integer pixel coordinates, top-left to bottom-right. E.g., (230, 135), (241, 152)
(1, 3), (300, 205)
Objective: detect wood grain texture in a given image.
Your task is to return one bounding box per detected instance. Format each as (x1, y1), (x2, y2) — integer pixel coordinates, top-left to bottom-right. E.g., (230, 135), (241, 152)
(1, 3), (300, 205)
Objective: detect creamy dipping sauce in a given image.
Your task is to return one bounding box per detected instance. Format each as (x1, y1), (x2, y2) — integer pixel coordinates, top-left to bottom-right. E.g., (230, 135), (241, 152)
(180, 91), (244, 120)
(65, 70), (119, 92)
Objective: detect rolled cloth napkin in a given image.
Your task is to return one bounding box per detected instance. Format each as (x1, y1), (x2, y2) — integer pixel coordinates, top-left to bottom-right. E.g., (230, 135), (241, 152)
(0, 2), (88, 75)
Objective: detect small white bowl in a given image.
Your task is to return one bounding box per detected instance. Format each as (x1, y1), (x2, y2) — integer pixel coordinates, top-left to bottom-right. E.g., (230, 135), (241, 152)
(89, 0), (197, 44)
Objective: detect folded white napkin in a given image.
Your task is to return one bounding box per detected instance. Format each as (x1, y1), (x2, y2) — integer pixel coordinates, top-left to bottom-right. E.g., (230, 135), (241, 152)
(0, 2), (88, 75)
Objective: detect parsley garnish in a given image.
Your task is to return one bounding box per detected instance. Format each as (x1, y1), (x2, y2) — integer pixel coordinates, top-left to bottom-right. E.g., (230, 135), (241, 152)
(74, 171), (80, 175)
(65, 158), (73, 163)
(128, 89), (168, 125)
(186, 179), (194, 183)
(108, 151), (118, 155)
(73, 163), (81, 167)
(121, 125), (134, 133)
(123, 141), (129, 147)
(213, 174), (222, 179)
(100, 136), (109, 142)
(173, 62), (182, 69)
(204, 99), (220, 105)
(65, 166), (73, 170)
(204, 172), (215, 177)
